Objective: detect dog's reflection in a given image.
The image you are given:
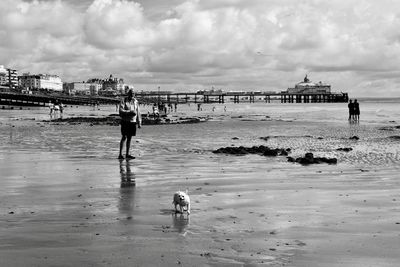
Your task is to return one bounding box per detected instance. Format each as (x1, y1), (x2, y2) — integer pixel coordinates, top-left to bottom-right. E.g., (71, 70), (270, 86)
(172, 213), (190, 233)
(119, 160), (136, 217)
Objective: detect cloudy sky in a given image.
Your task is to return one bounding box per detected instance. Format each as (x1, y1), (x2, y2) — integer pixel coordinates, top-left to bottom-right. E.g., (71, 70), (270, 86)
(1, 0), (400, 96)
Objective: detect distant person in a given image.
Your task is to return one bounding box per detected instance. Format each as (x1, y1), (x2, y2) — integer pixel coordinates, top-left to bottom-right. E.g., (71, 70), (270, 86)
(353, 99), (360, 121)
(224, 105), (227, 112)
(152, 103), (159, 117)
(48, 101), (54, 115)
(348, 99), (354, 120)
(118, 89), (142, 160)
(59, 102), (64, 118)
(163, 103), (167, 114)
(53, 100), (60, 117)
(174, 103), (177, 112)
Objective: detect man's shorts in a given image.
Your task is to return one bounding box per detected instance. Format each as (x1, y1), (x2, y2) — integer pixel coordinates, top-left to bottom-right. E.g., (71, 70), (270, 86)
(121, 121), (137, 137)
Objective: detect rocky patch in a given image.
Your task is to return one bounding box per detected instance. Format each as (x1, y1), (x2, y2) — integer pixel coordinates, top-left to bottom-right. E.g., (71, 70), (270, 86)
(45, 114), (208, 125)
(212, 145), (291, 157)
(336, 147), (353, 152)
(287, 152), (337, 165)
(378, 125), (400, 131)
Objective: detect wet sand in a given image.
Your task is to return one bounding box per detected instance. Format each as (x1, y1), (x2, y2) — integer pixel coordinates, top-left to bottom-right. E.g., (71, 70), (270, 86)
(1, 105), (400, 266)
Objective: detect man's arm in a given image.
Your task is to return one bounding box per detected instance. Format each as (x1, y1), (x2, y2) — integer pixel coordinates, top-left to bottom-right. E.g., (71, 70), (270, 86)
(119, 99), (130, 116)
(136, 100), (142, 127)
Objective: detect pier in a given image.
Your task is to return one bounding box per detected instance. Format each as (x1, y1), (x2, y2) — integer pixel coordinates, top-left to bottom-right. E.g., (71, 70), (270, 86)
(0, 91), (348, 108)
(135, 91), (348, 104)
(0, 91), (119, 108)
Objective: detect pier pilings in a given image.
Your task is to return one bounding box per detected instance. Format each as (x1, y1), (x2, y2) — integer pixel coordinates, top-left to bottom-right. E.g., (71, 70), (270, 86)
(1, 91), (349, 107)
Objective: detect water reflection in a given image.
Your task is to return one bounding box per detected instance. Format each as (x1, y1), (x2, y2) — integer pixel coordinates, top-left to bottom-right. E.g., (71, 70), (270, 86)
(120, 160), (136, 187)
(172, 213), (190, 234)
(348, 118), (360, 137)
(119, 160), (136, 217)
(348, 119), (360, 125)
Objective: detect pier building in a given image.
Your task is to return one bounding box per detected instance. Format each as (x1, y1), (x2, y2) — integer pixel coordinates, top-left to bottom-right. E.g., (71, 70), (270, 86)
(286, 75), (331, 94)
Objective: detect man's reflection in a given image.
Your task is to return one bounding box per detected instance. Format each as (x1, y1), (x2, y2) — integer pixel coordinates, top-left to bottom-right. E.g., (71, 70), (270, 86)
(349, 119), (360, 125)
(348, 118), (360, 139)
(119, 160), (136, 217)
(120, 160), (136, 187)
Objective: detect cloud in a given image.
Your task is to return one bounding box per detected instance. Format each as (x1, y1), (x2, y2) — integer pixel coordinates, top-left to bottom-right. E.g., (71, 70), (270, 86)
(1, 0), (400, 96)
(84, 0), (155, 49)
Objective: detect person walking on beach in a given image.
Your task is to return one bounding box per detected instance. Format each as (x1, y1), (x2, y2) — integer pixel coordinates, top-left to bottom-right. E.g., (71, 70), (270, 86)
(152, 103), (159, 117)
(118, 89), (142, 160)
(49, 101), (54, 115)
(348, 99), (354, 120)
(353, 99), (360, 121)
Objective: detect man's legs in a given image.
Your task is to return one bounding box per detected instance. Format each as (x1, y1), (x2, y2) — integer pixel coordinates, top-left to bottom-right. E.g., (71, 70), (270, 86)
(120, 121), (136, 159)
(125, 135), (134, 159)
(119, 135), (127, 159)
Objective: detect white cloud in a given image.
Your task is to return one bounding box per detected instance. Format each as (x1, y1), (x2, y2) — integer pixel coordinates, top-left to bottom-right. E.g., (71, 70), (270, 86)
(1, 0), (400, 96)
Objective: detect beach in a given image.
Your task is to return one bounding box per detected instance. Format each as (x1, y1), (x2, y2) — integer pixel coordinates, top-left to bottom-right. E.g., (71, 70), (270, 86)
(1, 100), (400, 266)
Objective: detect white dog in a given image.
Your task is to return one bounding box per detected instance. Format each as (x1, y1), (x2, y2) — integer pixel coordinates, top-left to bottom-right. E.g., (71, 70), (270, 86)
(173, 191), (191, 215)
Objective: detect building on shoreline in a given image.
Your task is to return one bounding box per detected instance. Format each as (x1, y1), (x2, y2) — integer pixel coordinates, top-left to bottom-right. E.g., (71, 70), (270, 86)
(8, 69), (18, 89)
(63, 75), (128, 96)
(0, 65), (18, 89)
(63, 80), (103, 96)
(19, 73), (62, 92)
(101, 74), (125, 95)
(0, 65), (6, 86)
(63, 82), (91, 95)
(285, 75), (331, 94)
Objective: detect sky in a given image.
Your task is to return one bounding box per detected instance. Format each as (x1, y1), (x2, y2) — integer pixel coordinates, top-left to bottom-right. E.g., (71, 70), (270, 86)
(1, 0), (400, 96)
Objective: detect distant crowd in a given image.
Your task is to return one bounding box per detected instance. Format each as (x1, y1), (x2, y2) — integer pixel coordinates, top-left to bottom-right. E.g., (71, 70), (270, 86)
(49, 100), (64, 118)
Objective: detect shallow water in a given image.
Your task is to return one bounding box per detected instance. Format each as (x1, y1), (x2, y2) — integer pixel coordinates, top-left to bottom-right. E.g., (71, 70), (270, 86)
(1, 100), (400, 195)
(2, 100), (400, 167)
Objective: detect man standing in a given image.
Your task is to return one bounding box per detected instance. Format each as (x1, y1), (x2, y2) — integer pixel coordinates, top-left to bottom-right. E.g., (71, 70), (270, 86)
(348, 99), (354, 120)
(353, 99), (360, 121)
(119, 89), (142, 160)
